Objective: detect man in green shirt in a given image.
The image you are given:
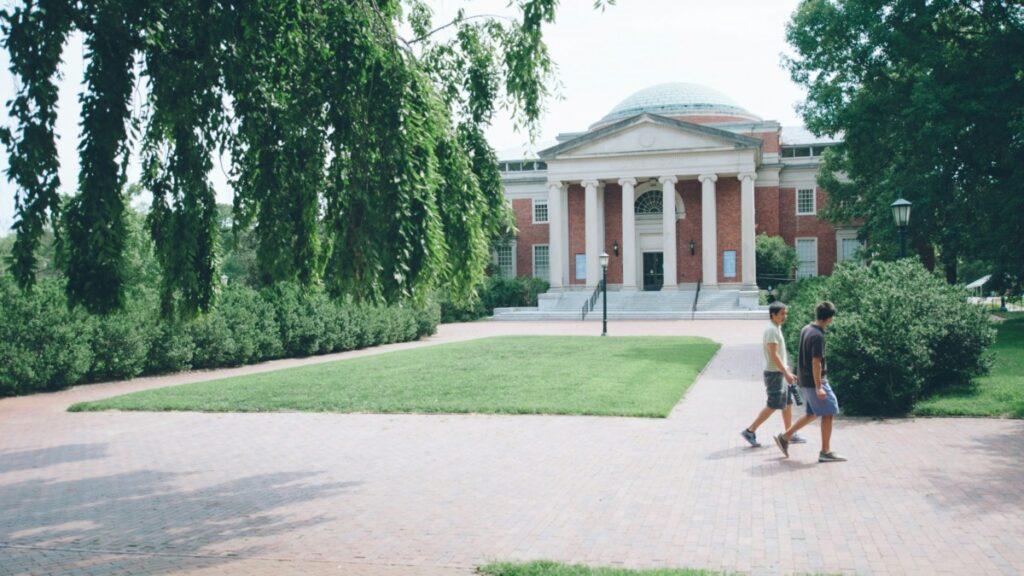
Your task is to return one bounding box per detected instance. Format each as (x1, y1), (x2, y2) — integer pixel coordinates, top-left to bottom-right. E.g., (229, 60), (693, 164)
(740, 301), (805, 447)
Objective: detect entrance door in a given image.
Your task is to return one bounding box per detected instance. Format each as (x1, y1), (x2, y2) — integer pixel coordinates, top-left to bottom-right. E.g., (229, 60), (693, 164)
(643, 252), (664, 291)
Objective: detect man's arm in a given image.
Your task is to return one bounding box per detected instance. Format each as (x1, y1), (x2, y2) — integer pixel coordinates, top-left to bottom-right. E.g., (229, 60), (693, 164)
(766, 342), (796, 383)
(812, 356), (825, 399)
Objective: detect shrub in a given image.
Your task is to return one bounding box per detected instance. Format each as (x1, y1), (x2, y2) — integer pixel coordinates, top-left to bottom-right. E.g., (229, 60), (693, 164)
(189, 310), (237, 369)
(440, 275), (549, 322)
(781, 260), (995, 416)
(415, 299), (441, 337)
(87, 303), (150, 382)
(262, 282), (325, 357)
(0, 278), (94, 395)
(145, 319), (196, 374)
(0, 274), (438, 397)
(218, 285), (284, 363)
(756, 233), (798, 290)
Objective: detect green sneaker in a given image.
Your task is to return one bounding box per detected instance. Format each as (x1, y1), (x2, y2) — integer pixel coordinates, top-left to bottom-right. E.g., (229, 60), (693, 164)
(818, 451), (847, 463)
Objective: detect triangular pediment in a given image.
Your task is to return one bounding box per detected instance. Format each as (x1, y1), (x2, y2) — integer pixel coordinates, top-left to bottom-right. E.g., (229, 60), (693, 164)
(539, 113), (761, 160)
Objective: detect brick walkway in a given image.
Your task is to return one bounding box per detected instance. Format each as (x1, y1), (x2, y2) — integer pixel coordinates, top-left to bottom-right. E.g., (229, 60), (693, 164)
(1, 321), (1022, 576)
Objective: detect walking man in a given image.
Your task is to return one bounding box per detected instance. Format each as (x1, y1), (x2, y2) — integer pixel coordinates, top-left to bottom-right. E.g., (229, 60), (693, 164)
(774, 301), (847, 463)
(740, 301), (805, 447)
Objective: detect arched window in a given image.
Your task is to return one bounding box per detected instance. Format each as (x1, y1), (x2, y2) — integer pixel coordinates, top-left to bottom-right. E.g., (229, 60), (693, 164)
(634, 190), (663, 215)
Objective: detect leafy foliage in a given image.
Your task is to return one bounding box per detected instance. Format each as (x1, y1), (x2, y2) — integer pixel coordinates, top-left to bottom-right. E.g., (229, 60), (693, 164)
(2, 0), (581, 316)
(0, 276), (93, 396)
(0, 276), (439, 397)
(755, 233), (798, 290)
(440, 274), (550, 322)
(785, 0), (1024, 285)
(781, 260), (995, 416)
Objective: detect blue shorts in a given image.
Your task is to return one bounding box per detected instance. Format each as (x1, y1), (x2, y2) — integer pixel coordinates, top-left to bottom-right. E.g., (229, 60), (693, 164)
(801, 380), (839, 416)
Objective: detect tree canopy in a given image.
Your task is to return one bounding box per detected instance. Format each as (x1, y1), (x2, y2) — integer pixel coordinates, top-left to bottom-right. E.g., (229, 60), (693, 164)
(2, 0), (610, 316)
(785, 0), (1024, 285)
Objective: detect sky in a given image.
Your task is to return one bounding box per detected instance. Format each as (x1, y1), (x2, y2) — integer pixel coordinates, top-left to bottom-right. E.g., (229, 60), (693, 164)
(0, 0), (807, 236)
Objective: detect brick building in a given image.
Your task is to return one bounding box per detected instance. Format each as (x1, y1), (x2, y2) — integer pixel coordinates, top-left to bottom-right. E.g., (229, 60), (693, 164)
(498, 82), (860, 310)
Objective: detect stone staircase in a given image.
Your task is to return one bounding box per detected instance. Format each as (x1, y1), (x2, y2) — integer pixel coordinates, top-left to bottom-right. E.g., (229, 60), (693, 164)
(492, 287), (766, 320)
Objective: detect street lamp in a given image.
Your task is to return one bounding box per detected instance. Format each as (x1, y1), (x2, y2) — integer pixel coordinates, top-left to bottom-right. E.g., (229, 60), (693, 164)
(600, 251), (609, 336)
(890, 198), (912, 258)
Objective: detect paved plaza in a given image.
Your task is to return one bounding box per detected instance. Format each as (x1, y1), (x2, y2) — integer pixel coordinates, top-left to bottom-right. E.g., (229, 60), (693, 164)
(1, 320), (1022, 575)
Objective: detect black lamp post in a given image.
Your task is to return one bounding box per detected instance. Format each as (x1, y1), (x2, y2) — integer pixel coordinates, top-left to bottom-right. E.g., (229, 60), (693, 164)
(600, 251), (609, 336)
(890, 198), (912, 258)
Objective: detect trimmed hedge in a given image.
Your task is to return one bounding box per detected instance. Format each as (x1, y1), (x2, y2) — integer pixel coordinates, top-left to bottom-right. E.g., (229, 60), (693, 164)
(781, 260), (995, 416)
(440, 275), (550, 322)
(0, 277), (440, 398)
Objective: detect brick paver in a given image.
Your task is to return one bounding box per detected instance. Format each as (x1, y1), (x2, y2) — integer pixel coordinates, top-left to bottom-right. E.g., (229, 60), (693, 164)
(2, 320), (1022, 575)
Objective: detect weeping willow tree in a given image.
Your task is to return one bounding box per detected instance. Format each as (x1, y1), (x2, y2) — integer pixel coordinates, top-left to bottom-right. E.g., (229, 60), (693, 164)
(2, 0), (610, 316)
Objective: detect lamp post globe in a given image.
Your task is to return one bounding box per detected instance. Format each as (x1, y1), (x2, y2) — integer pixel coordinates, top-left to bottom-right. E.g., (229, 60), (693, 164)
(890, 198), (912, 258)
(600, 252), (609, 336)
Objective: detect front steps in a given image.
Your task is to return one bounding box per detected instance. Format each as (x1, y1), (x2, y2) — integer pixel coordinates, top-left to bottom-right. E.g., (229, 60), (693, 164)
(492, 287), (766, 320)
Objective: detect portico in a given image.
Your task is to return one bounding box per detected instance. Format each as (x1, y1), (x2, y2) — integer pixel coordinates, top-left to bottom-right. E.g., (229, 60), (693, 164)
(541, 113), (761, 293)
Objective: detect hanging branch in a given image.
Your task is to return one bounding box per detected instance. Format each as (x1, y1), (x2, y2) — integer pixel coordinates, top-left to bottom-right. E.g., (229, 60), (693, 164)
(0, 0), (74, 290)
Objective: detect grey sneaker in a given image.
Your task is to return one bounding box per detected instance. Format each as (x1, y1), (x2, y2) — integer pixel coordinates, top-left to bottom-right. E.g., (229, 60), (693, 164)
(790, 434), (808, 444)
(741, 429), (761, 447)
(818, 451), (847, 463)
(773, 433), (790, 458)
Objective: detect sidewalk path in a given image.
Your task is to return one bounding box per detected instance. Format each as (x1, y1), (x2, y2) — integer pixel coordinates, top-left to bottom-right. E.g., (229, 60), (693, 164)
(2, 321), (1022, 575)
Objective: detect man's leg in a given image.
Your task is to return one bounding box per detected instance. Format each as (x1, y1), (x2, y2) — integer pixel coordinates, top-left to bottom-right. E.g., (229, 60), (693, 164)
(784, 414), (816, 440)
(781, 404), (793, 430)
(820, 414), (833, 454)
(747, 407), (776, 433)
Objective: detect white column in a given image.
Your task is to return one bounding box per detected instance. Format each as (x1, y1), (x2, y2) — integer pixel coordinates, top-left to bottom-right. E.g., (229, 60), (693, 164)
(659, 175), (678, 288)
(739, 172), (757, 289)
(547, 180), (563, 289)
(699, 173), (718, 286)
(582, 179), (600, 288)
(619, 178), (637, 290)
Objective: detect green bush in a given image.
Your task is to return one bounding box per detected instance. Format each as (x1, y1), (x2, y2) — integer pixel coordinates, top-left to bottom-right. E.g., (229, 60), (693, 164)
(262, 282), (326, 357)
(756, 233), (798, 289)
(217, 285), (284, 362)
(415, 299), (441, 337)
(0, 278), (94, 395)
(440, 275), (549, 322)
(0, 274), (438, 397)
(781, 260), (995, 416)
(189, 310), (237, 369)
(87, 304), (150, 382)
(146, 319), (196, 374)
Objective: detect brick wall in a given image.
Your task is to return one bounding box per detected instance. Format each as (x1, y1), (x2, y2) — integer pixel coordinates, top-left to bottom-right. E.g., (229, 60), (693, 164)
(755, 186), (781, 237)
(677, 180), (702, 283)
(715, 177), (742, 284)
(567, 184), (586, 285)
(603, 184), (624, 284)
(512, 198), (549, 279)
(778, 186), (839, 275)
(666, 114), (761, 125)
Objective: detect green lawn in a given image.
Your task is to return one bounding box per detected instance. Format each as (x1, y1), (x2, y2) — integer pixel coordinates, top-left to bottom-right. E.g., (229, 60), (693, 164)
(70, 336), (719, 417)
(913, 315), (1024, 418)
(479, 561), (723, 576)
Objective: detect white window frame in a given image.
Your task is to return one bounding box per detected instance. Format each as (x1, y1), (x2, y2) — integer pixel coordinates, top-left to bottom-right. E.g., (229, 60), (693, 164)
(494, 241), (517, 278)
(532, 244), (550, 281)
(796, 188), (816, 215)
(532, 199), (549, 224)
(795, 237), (818, 278)
(836, 229), (863, 264)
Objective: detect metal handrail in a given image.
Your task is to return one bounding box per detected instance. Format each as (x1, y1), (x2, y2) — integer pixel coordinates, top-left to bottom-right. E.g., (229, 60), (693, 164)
(691, 279), (702, 320)
(581, 281), (602, 320)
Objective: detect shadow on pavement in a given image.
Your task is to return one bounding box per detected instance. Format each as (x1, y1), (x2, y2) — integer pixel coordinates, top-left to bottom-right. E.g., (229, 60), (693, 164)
(923, 421), (1024, 515)
(0, 444), (108, 474)
(0, 450), (360, 574)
